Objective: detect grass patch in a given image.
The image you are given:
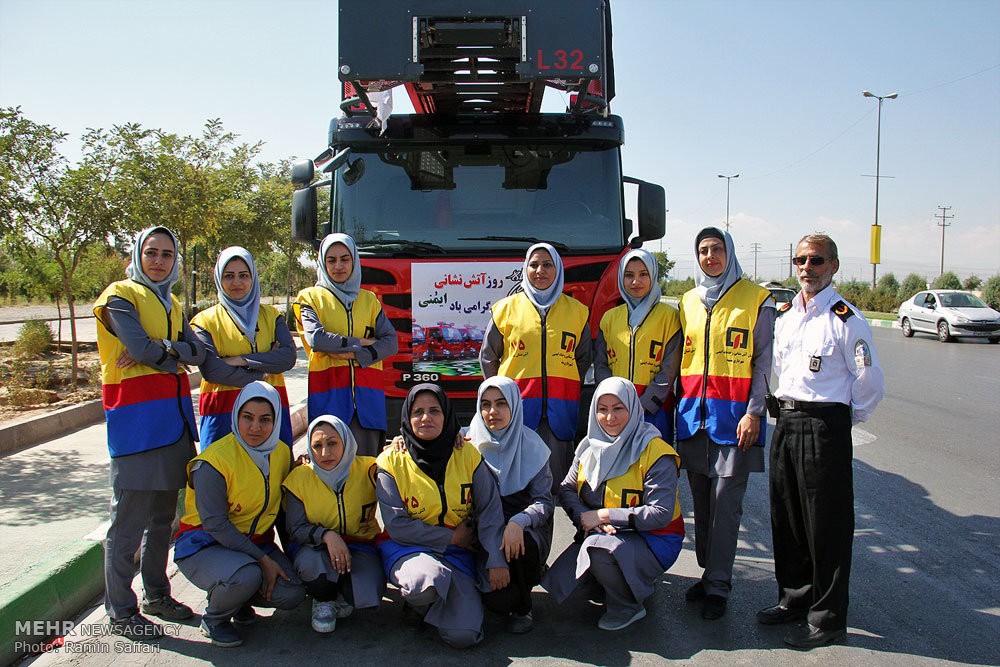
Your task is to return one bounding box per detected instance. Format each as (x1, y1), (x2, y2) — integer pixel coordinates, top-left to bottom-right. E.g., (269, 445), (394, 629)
(862, 311), (896, 321)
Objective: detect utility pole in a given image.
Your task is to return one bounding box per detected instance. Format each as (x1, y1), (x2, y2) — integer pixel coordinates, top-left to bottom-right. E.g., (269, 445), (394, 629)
(935, 206), (953, 276)
(862, 90), (898, 288)
(788, 243), (793, 279)
(750, 242), (761, 281)
(718, 174), (739, 232)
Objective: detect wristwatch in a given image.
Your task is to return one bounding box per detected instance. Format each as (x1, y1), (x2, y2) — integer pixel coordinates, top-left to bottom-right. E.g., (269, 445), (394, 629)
(163, 339), (175, 357)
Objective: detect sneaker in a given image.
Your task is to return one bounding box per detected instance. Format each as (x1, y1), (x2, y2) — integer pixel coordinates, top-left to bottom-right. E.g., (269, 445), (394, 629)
(598, 606), (647, 631)
(199, 619), (243, 647)
(110, 613), (163, 639)
(232, 604), (258, 626)
(311, 599), (337, 633)
(141, 595), (193, 620)
(507, 612), (534, 634)
(333, 595), (354, 619)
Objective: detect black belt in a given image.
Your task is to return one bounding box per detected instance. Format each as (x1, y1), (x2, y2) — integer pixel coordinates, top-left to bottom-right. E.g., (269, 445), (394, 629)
(779, 399), (846, 411)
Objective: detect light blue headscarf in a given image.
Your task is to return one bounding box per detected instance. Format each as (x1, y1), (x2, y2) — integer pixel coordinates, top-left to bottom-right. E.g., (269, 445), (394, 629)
(465, 376), (550, 496)
(214, 247), (260, 340)
(231, 381), (283, 476)
(521, 242), (564, 314)
(317, 233), (361, 308)
(694, 227), (743, 311)
(576, 377), (661, 488)
(125, 226), (181, 312)
(306, 415), (359, 494)
(618, 248), (662, 329)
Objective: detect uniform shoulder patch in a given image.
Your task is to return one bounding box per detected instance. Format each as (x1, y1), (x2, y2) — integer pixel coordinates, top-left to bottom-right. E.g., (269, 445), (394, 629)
(776, 302), (792, 316)
(831, 300), (854, 322)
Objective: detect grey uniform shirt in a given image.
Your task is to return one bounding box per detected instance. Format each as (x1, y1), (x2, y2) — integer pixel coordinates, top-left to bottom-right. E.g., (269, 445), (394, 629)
(105, 296), (205, 490)
(298, 303), (398, 368)
(193, 314), (297, 387)
(190, 462), (267, 561)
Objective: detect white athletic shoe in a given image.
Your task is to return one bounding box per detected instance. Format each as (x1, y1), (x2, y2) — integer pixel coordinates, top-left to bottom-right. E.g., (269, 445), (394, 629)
(598, 606), (647, 631)
(311, 599), (337, 633)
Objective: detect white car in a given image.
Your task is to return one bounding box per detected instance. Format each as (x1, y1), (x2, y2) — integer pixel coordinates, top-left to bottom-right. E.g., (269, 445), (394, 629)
(897, 290), (1000, 343)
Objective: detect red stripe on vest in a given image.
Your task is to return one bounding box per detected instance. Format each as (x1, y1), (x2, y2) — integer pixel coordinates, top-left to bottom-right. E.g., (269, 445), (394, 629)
(200, 385), (291, 417)
(308, 366), (351, 394)
(102, 373), (188, 409)
(680, 374), (751, 402)
(515, 375), (580, 401)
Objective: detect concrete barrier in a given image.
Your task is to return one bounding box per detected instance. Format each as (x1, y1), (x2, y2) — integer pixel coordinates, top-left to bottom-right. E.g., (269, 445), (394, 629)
(0, 372), (202, 458)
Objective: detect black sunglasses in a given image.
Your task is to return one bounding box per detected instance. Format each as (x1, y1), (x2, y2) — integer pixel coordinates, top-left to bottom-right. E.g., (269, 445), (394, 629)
(792, 255), (827, 267)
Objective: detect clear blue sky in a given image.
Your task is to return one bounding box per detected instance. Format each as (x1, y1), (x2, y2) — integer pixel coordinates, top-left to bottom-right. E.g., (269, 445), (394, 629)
(2, 0), (998, 282)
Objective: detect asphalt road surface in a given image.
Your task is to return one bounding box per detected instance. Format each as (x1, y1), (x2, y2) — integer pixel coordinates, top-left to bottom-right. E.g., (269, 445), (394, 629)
(27, 327), (1000, 666)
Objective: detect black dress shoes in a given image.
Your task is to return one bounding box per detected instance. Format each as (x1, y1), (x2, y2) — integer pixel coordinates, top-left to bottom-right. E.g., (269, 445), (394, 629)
(783, 623), (847, 649)
(756, 604), (807, 625)
(701, 595), (727, 620)
(685, 581), (706, 602)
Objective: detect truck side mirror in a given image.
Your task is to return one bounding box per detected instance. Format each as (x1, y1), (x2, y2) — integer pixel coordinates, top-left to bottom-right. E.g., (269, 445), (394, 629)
(624, 177), (666, 244)
(291, 187), (318, 245)
(291, 159), (315, 188)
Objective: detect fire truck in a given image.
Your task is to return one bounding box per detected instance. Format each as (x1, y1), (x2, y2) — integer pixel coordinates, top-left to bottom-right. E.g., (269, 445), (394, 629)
(291, 0), (665, 431)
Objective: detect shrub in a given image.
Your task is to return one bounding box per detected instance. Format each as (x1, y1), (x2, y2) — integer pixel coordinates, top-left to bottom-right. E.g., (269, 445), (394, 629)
(661, 277), (694, 297)
(899, 273), (927, 301)
(963, 275), (982, 291)
(932, 272), (962, 290)
(16, 319), (53, 357)
(983, 275), (1000, 310)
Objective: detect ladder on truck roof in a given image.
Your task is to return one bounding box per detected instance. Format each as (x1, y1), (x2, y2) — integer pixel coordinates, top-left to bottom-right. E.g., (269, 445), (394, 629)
(338, 0), (614, 117)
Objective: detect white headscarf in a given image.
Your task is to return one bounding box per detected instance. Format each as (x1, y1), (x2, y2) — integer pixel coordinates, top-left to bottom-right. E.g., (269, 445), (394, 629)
(465, 376), (550, 496)
(618, 248), (662, 329)
(693, 227), (743, 311)
(316, 233), (361, 308)
(125, 226), (181, 312)
(214, 247), (260, 340)
(576, 377), (661, 488)
(231, 381), (283, 476)
(521, 242), (564, 315)
(306, 415), (358, 494)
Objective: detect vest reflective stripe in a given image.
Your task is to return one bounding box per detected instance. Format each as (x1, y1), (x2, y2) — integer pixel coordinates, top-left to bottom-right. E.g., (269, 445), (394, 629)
(599, 302), (681, 441)
(190, 304), (292, 449)
(676, 281), (770, 446)
(174, 433), (291, 559)
(294, 287), (386, 430)
(94, 280), (197, 457)
(576, 437), (684, 568)
(375, 445), (481, 529)
(491, 292), (589, 441)
(281, 457), (380, 542)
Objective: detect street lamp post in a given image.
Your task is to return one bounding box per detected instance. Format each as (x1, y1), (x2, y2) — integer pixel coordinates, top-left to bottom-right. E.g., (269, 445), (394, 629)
(862, 90), (897, 289)
(717, 173), (739, 232)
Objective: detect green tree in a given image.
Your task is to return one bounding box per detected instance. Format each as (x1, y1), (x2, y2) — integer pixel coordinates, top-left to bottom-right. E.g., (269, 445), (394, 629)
(876, 272), (899, 294)
(782, 276), (800, 289)
(982, 275), (1000, 310)
(899, 273), (927, 301)
(963, 275), (982, 291)
(650, 251), (675, 281)
(0, 107), (144, 384)
(661, 277), (694, 297)
(932, 271), (962, 290)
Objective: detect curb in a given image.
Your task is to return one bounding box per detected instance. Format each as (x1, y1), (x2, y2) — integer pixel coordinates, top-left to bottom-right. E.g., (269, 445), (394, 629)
(0, 539), (104, 666)
(0, 401), (309, 665)
(0, 372), (202, 458)
(867, 318), (901, 329)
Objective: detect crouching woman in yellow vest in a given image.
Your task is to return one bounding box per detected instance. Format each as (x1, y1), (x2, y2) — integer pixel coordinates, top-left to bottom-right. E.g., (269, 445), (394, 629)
(191, 247), (296, 451)
(480, 243), (592, 493)
(282, 415), (384, 634)
(376, 384), (508, 649)
(174, 382), (304, 648)
(542, 377), (684, 632)
(93, 225), (204, 635)
(595, 248), (682, 442)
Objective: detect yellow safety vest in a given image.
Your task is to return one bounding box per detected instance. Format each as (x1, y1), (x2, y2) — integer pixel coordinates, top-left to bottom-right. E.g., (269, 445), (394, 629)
(293, 286), (387, 429)
(491, 291), (589, 440)
(174, 432), (291, 559)
(676, 280), (770, 445)
(93, 280), (197, 457)
(282, 456), (380, 542)
(599, 301), (680, 390)
(376, 445), (482, 529)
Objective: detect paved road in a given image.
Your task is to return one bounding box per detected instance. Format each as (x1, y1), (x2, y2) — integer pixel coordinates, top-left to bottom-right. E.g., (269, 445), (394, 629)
(21, 327), (1000, 665)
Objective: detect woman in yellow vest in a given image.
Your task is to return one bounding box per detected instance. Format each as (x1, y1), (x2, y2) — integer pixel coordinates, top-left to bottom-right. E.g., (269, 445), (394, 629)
(542, 377), (684, 631)
(376, 384), (508, 648)
(466, 376), (553, 634)
(480, 242), (592, 493)
(294, 233), (398, 456)
(174, 381), (304, 648)
(191, 247), (296, 450)
(676, 227), (774, 620)
(93, 225), (204, 636)
(595, 247), (682, 442)
(283, 415), (384, 634)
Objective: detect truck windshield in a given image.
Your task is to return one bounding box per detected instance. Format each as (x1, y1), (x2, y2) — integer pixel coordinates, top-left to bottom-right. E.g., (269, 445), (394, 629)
(333, 144), (624, 254)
